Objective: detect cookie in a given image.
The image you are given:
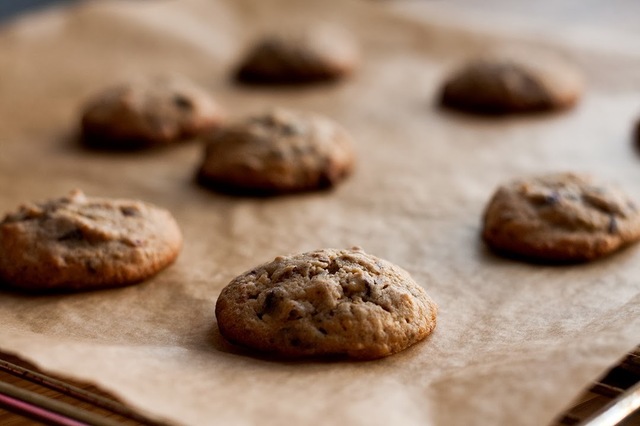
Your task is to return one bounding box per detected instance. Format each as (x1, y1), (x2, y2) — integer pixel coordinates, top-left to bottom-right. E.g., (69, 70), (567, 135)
(0, 190), (182, 291)
(440, 51), (583, 114)
(197, 108), (355, 194)
(235, 26), (358, 84)
(81, 75), (224, 149)
(215, 247), (437, 360)
(482, 173), (640, 262)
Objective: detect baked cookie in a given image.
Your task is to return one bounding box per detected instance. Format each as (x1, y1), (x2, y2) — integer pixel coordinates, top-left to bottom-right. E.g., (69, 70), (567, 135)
(197, 108), (355, 194)
(482, 173), (640, 262)
(215, 247), (437, 360)
(440, 52), (583, 114)
(0, 190), (182, 291)
(235, 26), (358, 84)
(81, 76), (224, 149)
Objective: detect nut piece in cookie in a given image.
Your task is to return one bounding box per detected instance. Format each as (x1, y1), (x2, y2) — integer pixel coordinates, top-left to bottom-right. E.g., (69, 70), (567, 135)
(215, 247), (437, 360)
(0, 190), (183, 291)
(440, 51), (583, 114)
(81, 75), (224, 149)
(482, 173), (640, 262)
(197, 108), (355, 195)
(235, 26), (359, 84)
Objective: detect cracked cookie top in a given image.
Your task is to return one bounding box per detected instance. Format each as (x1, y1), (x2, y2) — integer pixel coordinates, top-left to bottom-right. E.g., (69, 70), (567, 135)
(215, 247), (437, 360)
(440, 51), (583, 114)
(81, 75), (225, 149)
(197, 108), (355, 195)
(235, 26), (358, 84)
(482, 173), (640, 262)
(0, 190), (182, 291)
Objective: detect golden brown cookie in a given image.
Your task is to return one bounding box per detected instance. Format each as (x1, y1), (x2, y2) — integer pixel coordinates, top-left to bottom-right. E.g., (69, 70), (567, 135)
(215, 247), (437, 360)
(197, 108), (355, 195)
(0, 190), (183, 291)
(440, 52), (583, 114)
(482, 173), (640, 262)
(235, 26), (358, 84)
(81, 76), (224, 149)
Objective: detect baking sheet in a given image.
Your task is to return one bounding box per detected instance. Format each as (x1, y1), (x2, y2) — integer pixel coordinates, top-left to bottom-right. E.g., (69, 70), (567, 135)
(1, 0), (640, 425)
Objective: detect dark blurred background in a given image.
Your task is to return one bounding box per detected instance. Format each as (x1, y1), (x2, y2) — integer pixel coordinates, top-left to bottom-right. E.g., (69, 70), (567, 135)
(0, 0), (75, 22)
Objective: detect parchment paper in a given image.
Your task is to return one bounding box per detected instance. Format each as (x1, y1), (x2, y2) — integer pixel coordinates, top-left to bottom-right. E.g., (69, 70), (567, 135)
(1, 1), (640, 425)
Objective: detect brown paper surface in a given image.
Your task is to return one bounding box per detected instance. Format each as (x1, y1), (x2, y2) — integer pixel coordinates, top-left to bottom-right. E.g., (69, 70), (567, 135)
(1, 1), (640, 425)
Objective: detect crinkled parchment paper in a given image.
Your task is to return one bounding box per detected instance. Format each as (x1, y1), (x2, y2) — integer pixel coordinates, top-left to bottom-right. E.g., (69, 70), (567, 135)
(1, 0), (640, 425)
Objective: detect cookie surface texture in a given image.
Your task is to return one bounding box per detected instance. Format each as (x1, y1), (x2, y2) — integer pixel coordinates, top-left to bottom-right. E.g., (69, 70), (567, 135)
(0, 190), (183, 290)
(81, 75), (224, 149)
(215, 247), (438, 360)
(482, 173), (640, 262)
(198, 108), (355, 194)
(235, 26), (358, 84)
(440, 52), (583, 114)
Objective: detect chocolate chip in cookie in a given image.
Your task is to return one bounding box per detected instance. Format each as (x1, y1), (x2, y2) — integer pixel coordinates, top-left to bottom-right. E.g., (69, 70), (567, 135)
(197, 108), (355, 195)
(440, 51), (583, 114)
(215, 247), (437, 360)
(81, 75), (225, 149)
(0, 190), (183, 291)
(235, 26), (359, 84)
(482, 173), (640, 262)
